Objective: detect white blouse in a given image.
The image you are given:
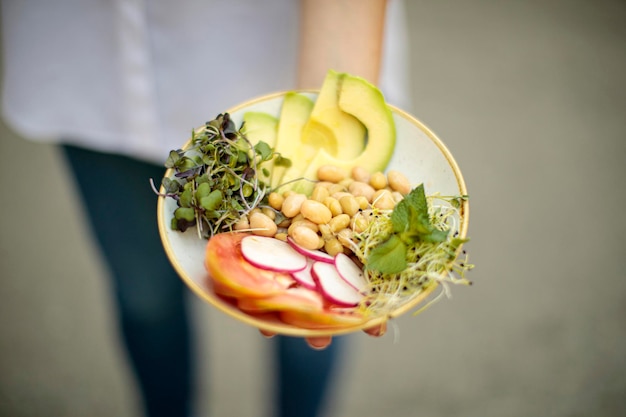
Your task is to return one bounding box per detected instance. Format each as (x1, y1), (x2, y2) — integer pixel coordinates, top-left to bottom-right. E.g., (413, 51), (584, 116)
(1, 0), (411, 164)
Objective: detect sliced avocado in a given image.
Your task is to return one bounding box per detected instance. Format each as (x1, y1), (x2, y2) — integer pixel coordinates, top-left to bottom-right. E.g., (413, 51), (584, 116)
(270, 92), (314, 188)
(300, 70), (366, 160)
(292, 73), (396, 194)
(242, 112), (279, 184)
(242, 112), (278, 148)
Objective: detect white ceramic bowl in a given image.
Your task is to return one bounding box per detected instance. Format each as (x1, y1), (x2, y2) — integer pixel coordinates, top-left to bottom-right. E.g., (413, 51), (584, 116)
(157, 91), (469, 337)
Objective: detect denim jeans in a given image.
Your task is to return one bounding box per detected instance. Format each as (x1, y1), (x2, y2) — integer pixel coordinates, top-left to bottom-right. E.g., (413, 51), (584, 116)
(62, 145), (343, 417)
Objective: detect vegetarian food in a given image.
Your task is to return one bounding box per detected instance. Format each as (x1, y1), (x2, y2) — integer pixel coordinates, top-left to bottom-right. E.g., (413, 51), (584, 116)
(158, 70), (472, 331)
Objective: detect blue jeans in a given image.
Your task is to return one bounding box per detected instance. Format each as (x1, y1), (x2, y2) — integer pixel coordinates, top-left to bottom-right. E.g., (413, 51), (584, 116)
(62, 145), (344, 417)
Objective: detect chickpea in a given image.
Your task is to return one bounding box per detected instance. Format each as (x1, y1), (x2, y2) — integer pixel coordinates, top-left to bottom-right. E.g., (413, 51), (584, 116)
(290, 225), (321, 250)
(329, 214), (351, 233)
(317, 165), (347, 183)
(323, 197), (343, 217)
(339, 177), (354, 188)
(234, 215), (250, 231)
(348, 181), (376, 202)
(311, 185), (330, 203)
(249, 212), (277, 237)
(369, 171), (387, 190)
(331, 191), (351, 201)
(316, 181), (334, 189)
(261, 207), (276, 221)
(301, 199), (332, 224)
(351, 166), (370, 183)
(328, 183), (347, 196)
(387, 170), (411, 195)
(392, 191), (404, 203)
(281, 193), (306, 218)
(277, 217), (291, 228)
(324, 238), (344, 257)
(351, 213), (369, 233)
(288, 219), (319, 235)
(372, 189), (396, 210)
(318, 223), (333, 241)
(337, 228), (354, 248)
(339, 195), (359, 217)
(268, 192), (284, 211)
(291, 213), (305, 223)
(355, 195), (370, 210)
(274, 232), (288, 241)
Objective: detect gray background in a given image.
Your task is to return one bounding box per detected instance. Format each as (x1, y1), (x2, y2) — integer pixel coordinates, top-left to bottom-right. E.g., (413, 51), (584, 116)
(1, 1), (625, 416)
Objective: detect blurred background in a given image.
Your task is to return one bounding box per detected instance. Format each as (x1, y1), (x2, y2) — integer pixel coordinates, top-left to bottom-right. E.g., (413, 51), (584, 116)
(1, 0), (625, 416)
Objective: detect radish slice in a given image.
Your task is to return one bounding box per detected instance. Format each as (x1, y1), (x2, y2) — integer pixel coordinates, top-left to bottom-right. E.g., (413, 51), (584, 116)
(291, 259), (317, 290)
(241, 235), (307, 272)
(312, 261), (364, 307)
(334, 253), (368, 292)
(287, 237), (334, 263)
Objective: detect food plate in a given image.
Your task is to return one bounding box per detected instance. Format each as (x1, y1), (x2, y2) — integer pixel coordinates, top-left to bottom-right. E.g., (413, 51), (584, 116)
(157, 91), (469, 337)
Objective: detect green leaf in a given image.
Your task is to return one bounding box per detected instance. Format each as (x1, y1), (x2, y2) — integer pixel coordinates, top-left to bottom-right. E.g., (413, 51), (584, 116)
(195, 182), (211, 200)
(165, 150), (181, 168)
(174, 207), (196, 222)
(273, 155), (292, 168)
(161, 177), (180, 194)
(253, 141), (273, 161)
(200, 189), (223, 211)
(366, 235), (408, 274)
(179, 189), (193, 208)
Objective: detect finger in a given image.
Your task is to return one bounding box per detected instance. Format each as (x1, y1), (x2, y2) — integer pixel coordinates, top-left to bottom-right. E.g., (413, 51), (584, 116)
(363, 322), (387, 338)
(305, 336), (332, 350)
(260, 329), (276, 338)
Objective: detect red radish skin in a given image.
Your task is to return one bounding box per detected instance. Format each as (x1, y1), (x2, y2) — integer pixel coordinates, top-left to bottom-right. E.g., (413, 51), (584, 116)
(291, 259), (317, 290)
(241, 235), (307, 272)
(312, 262), (364, 307)
(334, 253), (368, 292)
(287, 237), (334, 263)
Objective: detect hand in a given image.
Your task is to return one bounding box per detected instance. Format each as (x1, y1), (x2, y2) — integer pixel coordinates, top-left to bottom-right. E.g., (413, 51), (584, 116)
(260, 322), (387, 350)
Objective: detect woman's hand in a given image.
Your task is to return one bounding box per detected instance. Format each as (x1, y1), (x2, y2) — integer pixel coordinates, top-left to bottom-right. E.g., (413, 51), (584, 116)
(260, 322), (387, 350)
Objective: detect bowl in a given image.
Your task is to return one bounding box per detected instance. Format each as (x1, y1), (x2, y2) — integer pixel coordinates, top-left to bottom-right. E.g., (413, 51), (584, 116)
(157, 91), (469, 337)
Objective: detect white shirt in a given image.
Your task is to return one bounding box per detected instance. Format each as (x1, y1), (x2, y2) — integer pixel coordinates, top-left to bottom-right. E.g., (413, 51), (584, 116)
(1, 0), (411, 164)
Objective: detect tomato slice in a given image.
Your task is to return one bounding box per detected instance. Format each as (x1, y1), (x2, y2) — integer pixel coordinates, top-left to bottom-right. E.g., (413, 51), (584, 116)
(237, 287), (325, 314)
(205, 232), (294, 298)
(279, 309), (366, 330)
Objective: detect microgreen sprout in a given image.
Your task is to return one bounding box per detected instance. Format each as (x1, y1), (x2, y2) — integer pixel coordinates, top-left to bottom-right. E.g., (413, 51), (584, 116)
(351, 186), (474, 316)
(153, 113), (288, 239)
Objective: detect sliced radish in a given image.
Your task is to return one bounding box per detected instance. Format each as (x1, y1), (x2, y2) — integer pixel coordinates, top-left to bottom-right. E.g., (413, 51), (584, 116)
(291, 259), (317, 290)
(287, 237), (334, 263)
(312, 261), (364, 307)
(334, 253), (368, 292)
(241, 235), (307, 272)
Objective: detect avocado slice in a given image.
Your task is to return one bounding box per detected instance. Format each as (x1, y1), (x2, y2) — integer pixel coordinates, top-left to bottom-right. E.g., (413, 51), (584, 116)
(293, 73), (396, 194)
(300, 70), (366, 160)
(270, 92), (315, 188)
(242, 112), (279, 184)
(242, 111), (278, 149)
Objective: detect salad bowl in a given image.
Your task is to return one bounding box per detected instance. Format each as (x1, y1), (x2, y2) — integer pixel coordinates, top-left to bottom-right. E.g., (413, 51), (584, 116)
(157, 91), (469, 337)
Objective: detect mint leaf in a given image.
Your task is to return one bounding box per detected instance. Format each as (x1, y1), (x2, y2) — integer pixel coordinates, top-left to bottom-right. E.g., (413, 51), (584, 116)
(390, 196), (409, 233)
(367, 234), (408, 274)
